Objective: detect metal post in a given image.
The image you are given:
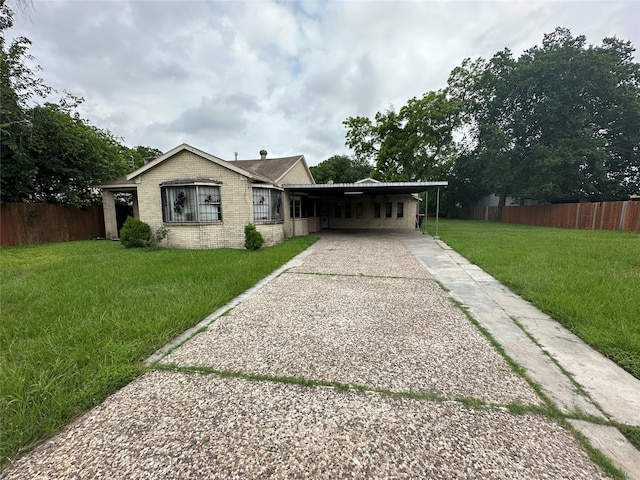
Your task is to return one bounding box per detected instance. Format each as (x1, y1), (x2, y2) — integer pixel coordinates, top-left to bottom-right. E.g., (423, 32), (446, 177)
(434, 187), (440, 240)
(424, 191), (428, 234)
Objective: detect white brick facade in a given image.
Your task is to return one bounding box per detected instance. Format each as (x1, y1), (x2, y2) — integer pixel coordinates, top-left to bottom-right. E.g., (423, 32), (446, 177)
(134, 150), (300, 249)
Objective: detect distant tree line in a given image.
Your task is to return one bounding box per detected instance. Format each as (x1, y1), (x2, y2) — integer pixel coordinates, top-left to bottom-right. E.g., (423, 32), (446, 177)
(333, 27), (640, 217)
(0, 3), (161, 206)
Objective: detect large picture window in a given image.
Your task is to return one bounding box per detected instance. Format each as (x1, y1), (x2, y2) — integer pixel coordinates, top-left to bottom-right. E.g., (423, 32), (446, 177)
(253, 188), (283, 223)
(161, 184), (221, 223)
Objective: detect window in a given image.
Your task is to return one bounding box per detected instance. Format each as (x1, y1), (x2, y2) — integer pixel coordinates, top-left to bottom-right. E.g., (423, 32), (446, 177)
(374, 202), (381, 218)
(385, 202), (392, 218)
(290, 195), (302, 218)
(253, 188), (283, 223)
(345, 203), (352, 219)
(397, 202), (404, 218)
(162, 184), (221, 223)
(356, 203), (363, 218)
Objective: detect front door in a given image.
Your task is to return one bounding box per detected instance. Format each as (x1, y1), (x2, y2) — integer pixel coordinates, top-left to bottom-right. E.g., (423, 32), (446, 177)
(320, 204), (329, 229)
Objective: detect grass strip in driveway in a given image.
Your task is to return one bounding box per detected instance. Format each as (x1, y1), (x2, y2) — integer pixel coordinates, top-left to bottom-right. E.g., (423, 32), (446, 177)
(434, 219), (640, 379)
(0, 236), (317, 466)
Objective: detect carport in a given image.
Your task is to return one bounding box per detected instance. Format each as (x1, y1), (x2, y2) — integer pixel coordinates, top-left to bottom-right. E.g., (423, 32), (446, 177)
(283, 180), (448, 236)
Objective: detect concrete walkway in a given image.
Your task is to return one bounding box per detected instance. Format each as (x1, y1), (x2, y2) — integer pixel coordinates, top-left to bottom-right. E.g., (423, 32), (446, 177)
(2, 231), (639, 479)
(402, 232), (640, 480)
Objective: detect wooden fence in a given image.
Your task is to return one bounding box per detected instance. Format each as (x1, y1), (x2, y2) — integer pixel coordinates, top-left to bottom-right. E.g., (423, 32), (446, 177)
(1, 203), (105, 247)
(457, 201), (640, 232)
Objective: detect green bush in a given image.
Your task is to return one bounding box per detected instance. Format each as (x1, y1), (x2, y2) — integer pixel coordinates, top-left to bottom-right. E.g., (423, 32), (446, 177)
(120, 217), (151, 248)
(145, 225), (169, 250)
(244, 223), (264, 251)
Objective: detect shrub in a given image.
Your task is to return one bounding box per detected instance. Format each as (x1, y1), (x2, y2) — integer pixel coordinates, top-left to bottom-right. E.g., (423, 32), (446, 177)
(145, 225), (169, 250)
(244, 223), (264, 251)
(120, 217), (151, 248)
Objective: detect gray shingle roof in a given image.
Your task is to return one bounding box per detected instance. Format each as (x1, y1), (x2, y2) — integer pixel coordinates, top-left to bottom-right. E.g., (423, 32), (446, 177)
(234, 156), (303, 183)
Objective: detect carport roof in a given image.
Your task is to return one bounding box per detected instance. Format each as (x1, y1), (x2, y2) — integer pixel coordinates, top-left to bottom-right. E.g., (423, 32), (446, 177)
(283, 181), (448, 195)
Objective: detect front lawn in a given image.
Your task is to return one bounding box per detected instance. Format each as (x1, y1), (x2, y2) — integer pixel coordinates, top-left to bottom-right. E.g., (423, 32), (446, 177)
(0, 237), (317, 466)
(431, 219), (640, 379)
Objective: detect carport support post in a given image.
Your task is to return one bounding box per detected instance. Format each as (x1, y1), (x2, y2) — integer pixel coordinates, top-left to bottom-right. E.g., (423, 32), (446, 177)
(434, 187), (440, 240)
(424, 191), (428, 233)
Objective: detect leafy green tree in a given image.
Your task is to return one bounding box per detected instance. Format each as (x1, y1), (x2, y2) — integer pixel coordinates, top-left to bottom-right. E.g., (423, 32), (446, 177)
(1, 2), (52, 202)
(453, 28), (640, 215)
(23, 103), (130, 205)
(310, 154), (372, 183)
(128, 145), (163, 171)
(0, 3), (160, 205)
(343, 89), (462, 182)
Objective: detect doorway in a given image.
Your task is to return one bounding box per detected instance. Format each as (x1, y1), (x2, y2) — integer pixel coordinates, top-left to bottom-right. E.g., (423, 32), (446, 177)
(320, 204), (329, 229)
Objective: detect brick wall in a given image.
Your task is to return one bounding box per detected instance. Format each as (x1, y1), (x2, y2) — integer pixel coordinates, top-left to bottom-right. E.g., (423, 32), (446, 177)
(281, 161), (315, 184)
(281, 161), (316, 239)
(323, 194), (419, 230)
(136, 151), (258, 249)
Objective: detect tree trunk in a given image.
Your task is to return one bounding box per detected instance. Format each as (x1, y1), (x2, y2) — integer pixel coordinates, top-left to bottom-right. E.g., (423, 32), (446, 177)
(496, 187), (508, 222)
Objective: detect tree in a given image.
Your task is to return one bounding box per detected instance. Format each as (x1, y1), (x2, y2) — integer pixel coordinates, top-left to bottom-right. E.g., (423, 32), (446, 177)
(128, 145), (163, 170)
(453, 28), (640, 216)
(22, 103), (130, 205)
(309, 154), (372, 183)
(1, 1), (52, 202)
(343, 89), (463, 182)
(0, 3), (160, 205)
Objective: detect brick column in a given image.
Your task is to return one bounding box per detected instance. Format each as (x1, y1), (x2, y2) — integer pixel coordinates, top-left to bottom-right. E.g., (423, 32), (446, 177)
(102, 190), (118, 239)
(132, 192), (140, 219)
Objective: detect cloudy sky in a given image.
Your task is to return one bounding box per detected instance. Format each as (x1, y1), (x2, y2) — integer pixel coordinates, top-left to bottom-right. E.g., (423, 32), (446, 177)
(8, 0), (640, 166)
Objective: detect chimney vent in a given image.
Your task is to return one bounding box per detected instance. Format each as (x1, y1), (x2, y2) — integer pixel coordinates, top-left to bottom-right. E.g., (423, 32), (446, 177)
(260, 149), (267, 160)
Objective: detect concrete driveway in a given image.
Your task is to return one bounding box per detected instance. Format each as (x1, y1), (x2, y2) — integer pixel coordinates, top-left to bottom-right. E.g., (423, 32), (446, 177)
(2, 230), (639, 479)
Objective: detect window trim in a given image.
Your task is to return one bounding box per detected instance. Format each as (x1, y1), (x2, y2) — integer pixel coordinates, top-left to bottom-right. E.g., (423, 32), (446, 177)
(161, 182), (222, 224)
(253, 186), (284, 223)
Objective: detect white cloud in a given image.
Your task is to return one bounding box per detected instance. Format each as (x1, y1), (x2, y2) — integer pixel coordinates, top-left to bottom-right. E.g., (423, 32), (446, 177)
(7, 0), (640, 165)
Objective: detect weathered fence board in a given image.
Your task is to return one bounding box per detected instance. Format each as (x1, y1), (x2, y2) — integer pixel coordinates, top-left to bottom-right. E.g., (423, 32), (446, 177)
(457, 206), (499, 221)
(458, 201), (640, 233)
(1, 203), (105, 247)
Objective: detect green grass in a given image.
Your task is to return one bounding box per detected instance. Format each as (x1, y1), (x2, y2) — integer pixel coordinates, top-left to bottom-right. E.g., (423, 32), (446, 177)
(432, 219), (640, 379)
(618, 425), (640, 451)
(0, 237), (317, 466)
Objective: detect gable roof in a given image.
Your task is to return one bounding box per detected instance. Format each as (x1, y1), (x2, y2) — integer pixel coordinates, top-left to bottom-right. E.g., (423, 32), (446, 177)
(235, 155), (309, 183)
(355, 178), (381, 184)
(126, 143), (272, 183)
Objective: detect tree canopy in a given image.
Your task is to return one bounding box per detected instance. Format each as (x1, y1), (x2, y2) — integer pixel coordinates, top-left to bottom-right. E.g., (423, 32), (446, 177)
(343, 28), (640, 215)
(454, 28), (640, 210)
(309, 154), (372, 184)
(0, 3), (161, 205)
(344, 89), (462, 182)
